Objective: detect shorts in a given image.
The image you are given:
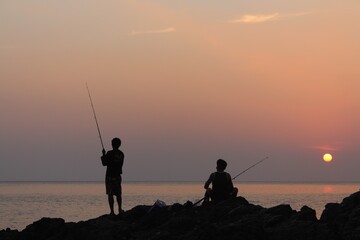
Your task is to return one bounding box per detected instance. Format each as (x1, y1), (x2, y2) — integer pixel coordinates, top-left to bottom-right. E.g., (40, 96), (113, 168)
(105, 176), (122, 196)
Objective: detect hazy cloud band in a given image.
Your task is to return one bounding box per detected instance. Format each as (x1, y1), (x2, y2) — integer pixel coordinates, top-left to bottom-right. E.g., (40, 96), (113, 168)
(130, 27), (176, 35)
(230, 12), (311, 24)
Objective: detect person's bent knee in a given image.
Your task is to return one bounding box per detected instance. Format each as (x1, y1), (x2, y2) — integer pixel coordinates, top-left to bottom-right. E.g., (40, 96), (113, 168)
(231, 187), (238, 197)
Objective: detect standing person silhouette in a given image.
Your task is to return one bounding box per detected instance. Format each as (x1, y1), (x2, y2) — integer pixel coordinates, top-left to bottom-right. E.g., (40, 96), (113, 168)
(203, 159), (238, 204)
(101, 137), (124, 216)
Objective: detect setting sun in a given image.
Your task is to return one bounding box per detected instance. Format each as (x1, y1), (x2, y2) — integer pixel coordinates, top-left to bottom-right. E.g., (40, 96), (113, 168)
(323, 153), (333, 162)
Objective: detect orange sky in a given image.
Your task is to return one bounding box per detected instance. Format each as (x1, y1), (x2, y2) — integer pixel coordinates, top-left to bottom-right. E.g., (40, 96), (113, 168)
(1, 0), (360, 181)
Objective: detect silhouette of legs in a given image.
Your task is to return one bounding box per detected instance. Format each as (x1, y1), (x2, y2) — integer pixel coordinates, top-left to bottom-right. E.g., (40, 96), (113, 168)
(231, 187), (238, 198)
(108, 195), (122, 215)
(116, 195), (122, 215)
(204, 188), (212, 203)
(106, 177), (122, 215)
(108, 195), (115, 215)
(203, 187), (238, 204)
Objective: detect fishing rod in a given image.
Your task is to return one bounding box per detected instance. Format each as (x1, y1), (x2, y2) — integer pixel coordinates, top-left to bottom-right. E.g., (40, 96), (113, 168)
(86, 83), (105, 151)
(232, 156), (269, 180)
(193, 156), (269, 206)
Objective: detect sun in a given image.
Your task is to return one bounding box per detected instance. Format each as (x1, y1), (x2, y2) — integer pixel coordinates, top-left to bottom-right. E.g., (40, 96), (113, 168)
(323, 153), (333, 162)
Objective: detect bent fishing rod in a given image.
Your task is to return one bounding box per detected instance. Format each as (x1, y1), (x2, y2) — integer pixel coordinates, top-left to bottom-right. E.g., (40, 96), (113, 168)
(193, 156), (269, 206)
(86, 83), (105, 151)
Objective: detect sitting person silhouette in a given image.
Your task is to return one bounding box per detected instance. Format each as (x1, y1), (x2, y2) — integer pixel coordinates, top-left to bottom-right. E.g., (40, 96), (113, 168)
(101, 137), (124, 216)
(203, 159), (238, 203)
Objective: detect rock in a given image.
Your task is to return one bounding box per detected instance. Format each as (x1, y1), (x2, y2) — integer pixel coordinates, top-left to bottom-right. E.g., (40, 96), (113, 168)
(4, 192), (360, 240)
(296, 205), (317, 222)
(319, 191), (360, 240)
(183, 200), (193, 209)
(264, 204), (293, 218)
(124, 205), (151, 221)
(168, 203), (183, 212)
(341, 191), (360, 211)
(320, 202), (341, 223)
(219, 216), (264, 240)
(226, 204), (263, 219)
(0, 228), (19, 240)
(20, 218), (65, 240)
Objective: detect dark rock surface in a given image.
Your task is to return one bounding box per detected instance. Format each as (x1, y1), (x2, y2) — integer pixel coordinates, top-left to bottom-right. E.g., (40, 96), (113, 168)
(2, 191), (360, 240)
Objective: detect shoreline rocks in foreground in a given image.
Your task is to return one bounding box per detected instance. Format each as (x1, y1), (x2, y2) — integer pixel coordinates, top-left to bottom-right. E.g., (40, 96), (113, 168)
(2, 191), (360, 240)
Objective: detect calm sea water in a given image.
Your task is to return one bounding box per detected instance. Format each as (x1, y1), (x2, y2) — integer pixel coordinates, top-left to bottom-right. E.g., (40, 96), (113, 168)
(0, 182), (359, 230)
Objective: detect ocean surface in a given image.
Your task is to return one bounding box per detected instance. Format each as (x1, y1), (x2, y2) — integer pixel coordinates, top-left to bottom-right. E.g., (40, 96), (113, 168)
(0, 182), (359, 230)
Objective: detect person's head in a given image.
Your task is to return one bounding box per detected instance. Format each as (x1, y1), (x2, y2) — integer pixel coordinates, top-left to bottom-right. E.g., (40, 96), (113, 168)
(216, 159), (227, 172)
(111, 137), (121, 149)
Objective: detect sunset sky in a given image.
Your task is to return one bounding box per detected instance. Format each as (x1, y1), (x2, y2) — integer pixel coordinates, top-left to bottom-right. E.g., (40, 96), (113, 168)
(1, 0), (360, 182)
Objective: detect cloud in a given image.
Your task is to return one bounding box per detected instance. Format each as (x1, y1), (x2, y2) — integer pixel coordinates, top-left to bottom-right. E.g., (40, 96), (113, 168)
(229, 12), (311, 24)
(310, 145), (338, 151)
(288, 12), (312, 17)
(130, 27), (176, 35)
(229, 13), (280, 23)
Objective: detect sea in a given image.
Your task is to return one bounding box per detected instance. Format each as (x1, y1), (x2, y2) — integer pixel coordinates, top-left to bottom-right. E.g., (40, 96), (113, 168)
(0, 182), (359, 230)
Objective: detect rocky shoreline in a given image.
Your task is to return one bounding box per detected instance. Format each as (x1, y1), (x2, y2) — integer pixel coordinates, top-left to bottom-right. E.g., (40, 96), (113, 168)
(2, 191), (360, 240)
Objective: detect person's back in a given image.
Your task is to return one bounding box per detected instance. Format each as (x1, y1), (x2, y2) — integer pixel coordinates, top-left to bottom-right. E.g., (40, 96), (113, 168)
(212, 171), (233, 201)
(103, 149), (124, 178)
(204, 159), (238, 203)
